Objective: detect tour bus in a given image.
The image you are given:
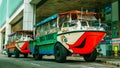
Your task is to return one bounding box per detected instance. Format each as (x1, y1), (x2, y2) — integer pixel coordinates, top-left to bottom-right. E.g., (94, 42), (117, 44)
(29, 10), (106, 63)
(6, 30), (33, 58)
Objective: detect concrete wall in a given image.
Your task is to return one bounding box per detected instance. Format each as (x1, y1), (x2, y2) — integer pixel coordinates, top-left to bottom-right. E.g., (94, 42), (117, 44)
(23, 0), (35, 30)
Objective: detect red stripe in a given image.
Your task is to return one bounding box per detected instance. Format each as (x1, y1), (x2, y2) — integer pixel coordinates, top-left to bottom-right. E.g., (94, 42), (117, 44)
(20, 42), (30, 53)
(67, 32), (105, 54)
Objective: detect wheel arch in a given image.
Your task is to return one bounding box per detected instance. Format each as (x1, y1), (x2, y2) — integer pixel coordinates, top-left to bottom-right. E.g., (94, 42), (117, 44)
(54, 42), (71, 56)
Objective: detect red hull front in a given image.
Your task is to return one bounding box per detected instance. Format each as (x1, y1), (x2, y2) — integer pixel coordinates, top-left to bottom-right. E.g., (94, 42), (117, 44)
(20, 41), (30, 53)
(68, 31), (105, 54)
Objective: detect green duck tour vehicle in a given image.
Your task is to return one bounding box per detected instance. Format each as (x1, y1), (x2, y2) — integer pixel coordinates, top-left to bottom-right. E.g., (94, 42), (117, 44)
(29, 10), (106, 63)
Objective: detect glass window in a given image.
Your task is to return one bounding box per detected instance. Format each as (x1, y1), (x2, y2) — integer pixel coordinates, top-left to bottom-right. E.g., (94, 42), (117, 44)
(89, 21), (95, 26)
(63, 22), (68, 27)
(68, 20), (77, 27)
(50, 20), (57, 29)
(62, 20), (78, 28)
(81, 21), (87, 26)
(17, 33), (21, 40)
(59, 15), (69, 23)
(44, 23), (48, 30)
(36, 26), (43, 36)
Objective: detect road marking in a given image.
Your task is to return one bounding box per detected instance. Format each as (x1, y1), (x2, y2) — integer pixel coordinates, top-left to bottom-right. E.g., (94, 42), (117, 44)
(69, 65), (95, 68)
(87, 67), (95, 68)
(30, 63), (41, 66)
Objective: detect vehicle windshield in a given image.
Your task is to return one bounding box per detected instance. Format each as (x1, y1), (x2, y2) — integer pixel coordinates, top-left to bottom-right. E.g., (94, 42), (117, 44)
(80, 20), (100, 27)
(88, 21), (97, 27)
(63, 20), (77, 27)
(81, 21), (88, 26)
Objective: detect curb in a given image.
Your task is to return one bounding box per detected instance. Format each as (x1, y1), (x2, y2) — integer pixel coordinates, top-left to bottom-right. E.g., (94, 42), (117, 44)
(101, 60), (120, 67)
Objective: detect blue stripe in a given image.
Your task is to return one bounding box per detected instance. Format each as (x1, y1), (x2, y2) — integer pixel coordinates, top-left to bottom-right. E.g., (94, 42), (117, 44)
(34, 14), (58, 27)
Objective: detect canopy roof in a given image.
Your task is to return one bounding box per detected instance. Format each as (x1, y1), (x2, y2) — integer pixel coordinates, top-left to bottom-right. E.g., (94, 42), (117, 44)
(34, 10), (98, 27)
(58, 10), (96, 15)
(8, 30), (33, 37)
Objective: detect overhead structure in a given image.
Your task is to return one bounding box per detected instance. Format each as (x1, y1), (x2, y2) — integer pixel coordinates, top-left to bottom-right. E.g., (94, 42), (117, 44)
(35, 0), (117, 23)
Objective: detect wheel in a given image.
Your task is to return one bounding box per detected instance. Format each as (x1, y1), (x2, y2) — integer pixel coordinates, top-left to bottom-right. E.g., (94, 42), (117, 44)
(54, 43), (67, 63)
(83, 49), (97, 62)
(24, 53), (28, 58)
(34, 46), (43, 60)
(7, 49), (11, 57)
(14, 47), (20, 58)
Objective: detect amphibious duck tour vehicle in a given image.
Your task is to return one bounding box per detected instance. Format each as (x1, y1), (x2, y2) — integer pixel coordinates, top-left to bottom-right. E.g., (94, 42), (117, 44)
(6, 30), (33, 58)
(29, 10), (106, 63)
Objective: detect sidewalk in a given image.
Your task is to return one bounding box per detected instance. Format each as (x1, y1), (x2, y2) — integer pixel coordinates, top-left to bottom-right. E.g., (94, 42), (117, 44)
(67, 55), (120, 67)
(97, 56), (120, 67)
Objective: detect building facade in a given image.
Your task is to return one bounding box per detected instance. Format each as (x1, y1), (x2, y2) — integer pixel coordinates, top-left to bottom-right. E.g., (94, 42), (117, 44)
(111, 1), (120, 56)
(0, 0), (39, 52)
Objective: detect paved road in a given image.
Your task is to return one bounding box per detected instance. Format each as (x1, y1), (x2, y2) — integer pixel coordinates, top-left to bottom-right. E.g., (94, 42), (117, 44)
(0, 54), (119, 68)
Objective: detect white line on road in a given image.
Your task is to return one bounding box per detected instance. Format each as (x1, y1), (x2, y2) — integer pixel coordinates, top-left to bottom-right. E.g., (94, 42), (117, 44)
(69, 65), (95, 68)
(30, 63), (41, 67)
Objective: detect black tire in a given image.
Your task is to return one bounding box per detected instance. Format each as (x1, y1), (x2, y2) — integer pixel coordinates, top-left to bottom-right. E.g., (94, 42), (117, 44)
(24, 53), (28, 58)
(54, 43), (67, 63)
(34, 46), (43, 60)
(33, 54), (35, 58)
(7, 49), (11, 57)
(14, 47), (20, 58)
(83, 49), (97, 62)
